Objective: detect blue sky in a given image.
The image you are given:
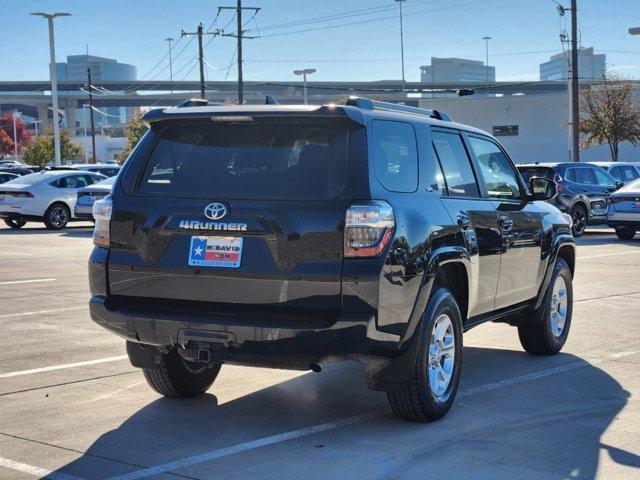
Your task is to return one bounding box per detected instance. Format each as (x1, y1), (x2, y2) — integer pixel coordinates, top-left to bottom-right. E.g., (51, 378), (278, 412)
(2, 0), (640, 83)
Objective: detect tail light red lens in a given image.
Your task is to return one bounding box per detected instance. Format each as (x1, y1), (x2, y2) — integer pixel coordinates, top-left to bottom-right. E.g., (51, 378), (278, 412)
(0, 191), (33, 198)
(92, 195), (112, 247)
(344, 201), (395, 258)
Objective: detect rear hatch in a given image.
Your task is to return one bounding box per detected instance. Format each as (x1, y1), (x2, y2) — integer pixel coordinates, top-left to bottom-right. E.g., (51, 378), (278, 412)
(517, 166), (556, 183)
(107, 115), (366, 318)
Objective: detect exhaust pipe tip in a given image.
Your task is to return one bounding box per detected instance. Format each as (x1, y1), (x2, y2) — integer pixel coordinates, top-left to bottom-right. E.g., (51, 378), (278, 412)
(309, 363), (322, 373)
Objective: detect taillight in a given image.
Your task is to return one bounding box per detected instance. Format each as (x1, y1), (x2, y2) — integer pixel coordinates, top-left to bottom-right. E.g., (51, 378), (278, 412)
(0, 191), (34, 198)
(92, 195), (112, 247)
(344, 201), (395, 258)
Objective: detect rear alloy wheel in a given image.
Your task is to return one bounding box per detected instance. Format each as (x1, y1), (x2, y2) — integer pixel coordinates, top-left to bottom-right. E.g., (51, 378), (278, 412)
(3, 217), (26, 229)
(43, 203), (70, 230)
(615, 227), (636, 241)
(386, 287), (463, 422)
(570, 204), (587, 237)
(143, 349), (221, 398)
(518, 258), (573, 355)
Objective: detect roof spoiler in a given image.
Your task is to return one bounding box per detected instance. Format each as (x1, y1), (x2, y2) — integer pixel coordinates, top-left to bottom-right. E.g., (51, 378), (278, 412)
(344, 96), (453, 122)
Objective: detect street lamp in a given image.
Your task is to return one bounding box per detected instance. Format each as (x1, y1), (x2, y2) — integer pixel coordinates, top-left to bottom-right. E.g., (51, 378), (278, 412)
(31, 12), (71, 167)
(12, 111), (21, 162)
(629, 27), (640, 35)
(396, 0), (406, 93)
(165, 37), (175, 93)
(293, 68), (316, 105)
(482, 36), (492, 82)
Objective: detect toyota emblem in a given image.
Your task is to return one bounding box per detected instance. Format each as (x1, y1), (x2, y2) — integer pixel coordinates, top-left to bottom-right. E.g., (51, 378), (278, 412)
(204, 202), (227, 220)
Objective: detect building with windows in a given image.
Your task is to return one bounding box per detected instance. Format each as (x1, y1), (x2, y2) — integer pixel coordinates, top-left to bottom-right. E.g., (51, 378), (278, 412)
(420, 57), (495, 83)
(55, 55), (137, 130)
(539, 47), (606, 81)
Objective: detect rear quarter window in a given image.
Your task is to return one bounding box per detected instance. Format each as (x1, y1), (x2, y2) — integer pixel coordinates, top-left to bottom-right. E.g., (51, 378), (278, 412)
(371, 120), (418, 193)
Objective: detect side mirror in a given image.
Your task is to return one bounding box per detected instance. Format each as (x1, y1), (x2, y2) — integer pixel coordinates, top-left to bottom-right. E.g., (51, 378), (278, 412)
(529, 176), (557, 201)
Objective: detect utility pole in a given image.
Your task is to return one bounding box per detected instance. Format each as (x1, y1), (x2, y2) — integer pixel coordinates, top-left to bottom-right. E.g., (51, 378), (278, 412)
(31, 12), (71, 167)
(181, 23), (218, 100)
(87, 68), (97, 164)
(482, 36), (492, 82)
(570, 0), (580, 163)
(396, 0), (406, 93)
(165, 37), (174, 93)
(220, 2), (260, 104)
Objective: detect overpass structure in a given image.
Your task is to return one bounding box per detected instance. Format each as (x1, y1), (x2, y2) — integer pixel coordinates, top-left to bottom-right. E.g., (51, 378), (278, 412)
(0, 79), (612, 130)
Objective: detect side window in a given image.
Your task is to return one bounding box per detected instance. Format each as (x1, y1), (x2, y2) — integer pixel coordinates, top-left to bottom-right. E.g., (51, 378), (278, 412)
(574, 168), (596, 185)
(621, 166), (638, 182)
(565, 168), (576, 183)
(371, 120), (418, 193)
(432, 131), (480, 197)
(609, 167), (622, 181)
(467, 136), (521, 199)
(592, 168), (615, 188)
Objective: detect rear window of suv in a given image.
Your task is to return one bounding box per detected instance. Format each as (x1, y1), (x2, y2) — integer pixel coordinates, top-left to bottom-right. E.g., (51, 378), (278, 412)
(136, 120), (346, 199)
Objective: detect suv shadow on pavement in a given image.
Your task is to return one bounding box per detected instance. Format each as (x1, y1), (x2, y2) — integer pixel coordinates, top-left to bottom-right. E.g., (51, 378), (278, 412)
(48, 346), (636, 480)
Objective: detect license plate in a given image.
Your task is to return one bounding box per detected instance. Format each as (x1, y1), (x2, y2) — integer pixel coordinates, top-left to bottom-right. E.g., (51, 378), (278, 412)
(188, 236), (243, 268)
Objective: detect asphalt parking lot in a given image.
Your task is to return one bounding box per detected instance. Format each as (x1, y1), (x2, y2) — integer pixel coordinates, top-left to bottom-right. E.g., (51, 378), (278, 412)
(0, 223), (639, 480)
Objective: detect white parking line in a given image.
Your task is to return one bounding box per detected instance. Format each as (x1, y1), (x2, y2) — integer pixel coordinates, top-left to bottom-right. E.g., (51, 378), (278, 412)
(0, 305), (85, 319)
(579, 249), (640, 260)
(105, 349), (638, 480)
(0, 456), (85, 480)
(0, 355), (128, 378)
(0, 278), (56, 286)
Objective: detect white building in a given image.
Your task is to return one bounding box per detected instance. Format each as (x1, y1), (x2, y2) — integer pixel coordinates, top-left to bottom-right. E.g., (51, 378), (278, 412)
(420, 57), (495, 83)
(539, 47), (606, 81)
(419, 92), (639, 164)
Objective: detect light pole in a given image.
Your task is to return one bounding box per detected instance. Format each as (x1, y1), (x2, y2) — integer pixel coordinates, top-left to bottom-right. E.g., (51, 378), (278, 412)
(165, 37), (174, 93)
(12, 111), (21, 162)
(31, 12), (71, 167)
(293, 68), (316, 105)
(629, 27), (640, 35)
(482, 36), (492, 82)
(396, 0), (406, 93)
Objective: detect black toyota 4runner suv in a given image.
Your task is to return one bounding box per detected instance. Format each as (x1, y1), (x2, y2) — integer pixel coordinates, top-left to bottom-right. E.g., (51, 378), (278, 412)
(89, 98), (575, 422)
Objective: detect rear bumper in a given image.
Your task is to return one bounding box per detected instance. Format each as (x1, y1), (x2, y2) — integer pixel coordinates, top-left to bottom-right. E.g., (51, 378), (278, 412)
(74, 204), (94, 219)
(89, 295), (402, 369)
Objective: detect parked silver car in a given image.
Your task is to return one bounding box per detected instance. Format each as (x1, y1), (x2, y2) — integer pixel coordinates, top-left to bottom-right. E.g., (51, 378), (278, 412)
(607, 178), (640, 240)
(592, 162), (640, 186)
(74, 176), (115, 219)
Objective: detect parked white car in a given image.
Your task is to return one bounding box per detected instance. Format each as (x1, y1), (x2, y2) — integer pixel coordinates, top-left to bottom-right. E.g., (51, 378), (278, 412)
(0, 170), (106, 229)
(606, 178), (640, 240)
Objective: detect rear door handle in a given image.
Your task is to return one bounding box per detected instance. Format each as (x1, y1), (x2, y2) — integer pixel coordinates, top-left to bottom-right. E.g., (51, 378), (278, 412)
(582, 187), (589, 192)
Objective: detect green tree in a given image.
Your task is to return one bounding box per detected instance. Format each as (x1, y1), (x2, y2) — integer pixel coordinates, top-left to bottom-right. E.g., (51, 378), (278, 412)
(22, 128), (83, 167)
(579, 75), (640, 162)
(118, 116), (148, 164)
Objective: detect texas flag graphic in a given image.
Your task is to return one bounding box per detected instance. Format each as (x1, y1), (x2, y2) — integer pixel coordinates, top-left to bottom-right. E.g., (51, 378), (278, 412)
(189, 236), (243, 268)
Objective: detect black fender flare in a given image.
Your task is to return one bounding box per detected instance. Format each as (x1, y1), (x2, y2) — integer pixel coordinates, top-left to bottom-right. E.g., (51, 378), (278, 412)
(365, 246), (470, 391)
(533, 233), (575, 312)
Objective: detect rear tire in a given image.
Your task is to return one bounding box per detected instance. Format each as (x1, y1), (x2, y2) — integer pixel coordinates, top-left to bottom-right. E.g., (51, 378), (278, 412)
(615, 227), (636, 240)
(518, 258), (573, 356)
(43, 203), (70, 230)
(386, 288), (463, 422)
(570, 204), (587, 237)
(4, 217), (26, 229)
(143, 349), (221, 398)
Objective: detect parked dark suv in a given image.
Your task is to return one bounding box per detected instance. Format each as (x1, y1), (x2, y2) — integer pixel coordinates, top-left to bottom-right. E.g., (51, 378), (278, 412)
(518, 162), (621, 237)
(89, 98), (575, 422)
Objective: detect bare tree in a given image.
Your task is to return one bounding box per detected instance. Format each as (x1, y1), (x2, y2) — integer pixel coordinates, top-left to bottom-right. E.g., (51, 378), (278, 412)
(579, 75), (640, 162)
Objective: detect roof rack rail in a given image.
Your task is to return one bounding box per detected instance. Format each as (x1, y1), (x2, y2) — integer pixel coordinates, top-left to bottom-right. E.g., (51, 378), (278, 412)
(344, 96), (453, 122)
(177, 98), (210, 108)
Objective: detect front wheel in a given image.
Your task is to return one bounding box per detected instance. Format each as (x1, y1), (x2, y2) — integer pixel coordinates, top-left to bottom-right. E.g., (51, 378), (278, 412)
(143, 349), (221, 398)
(518, 258), (573, 355)
(615, 227), (636, 240)
(570, 204), (587, 237)
(386, 288), (463, 422)
(4, 216), (26, 229)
